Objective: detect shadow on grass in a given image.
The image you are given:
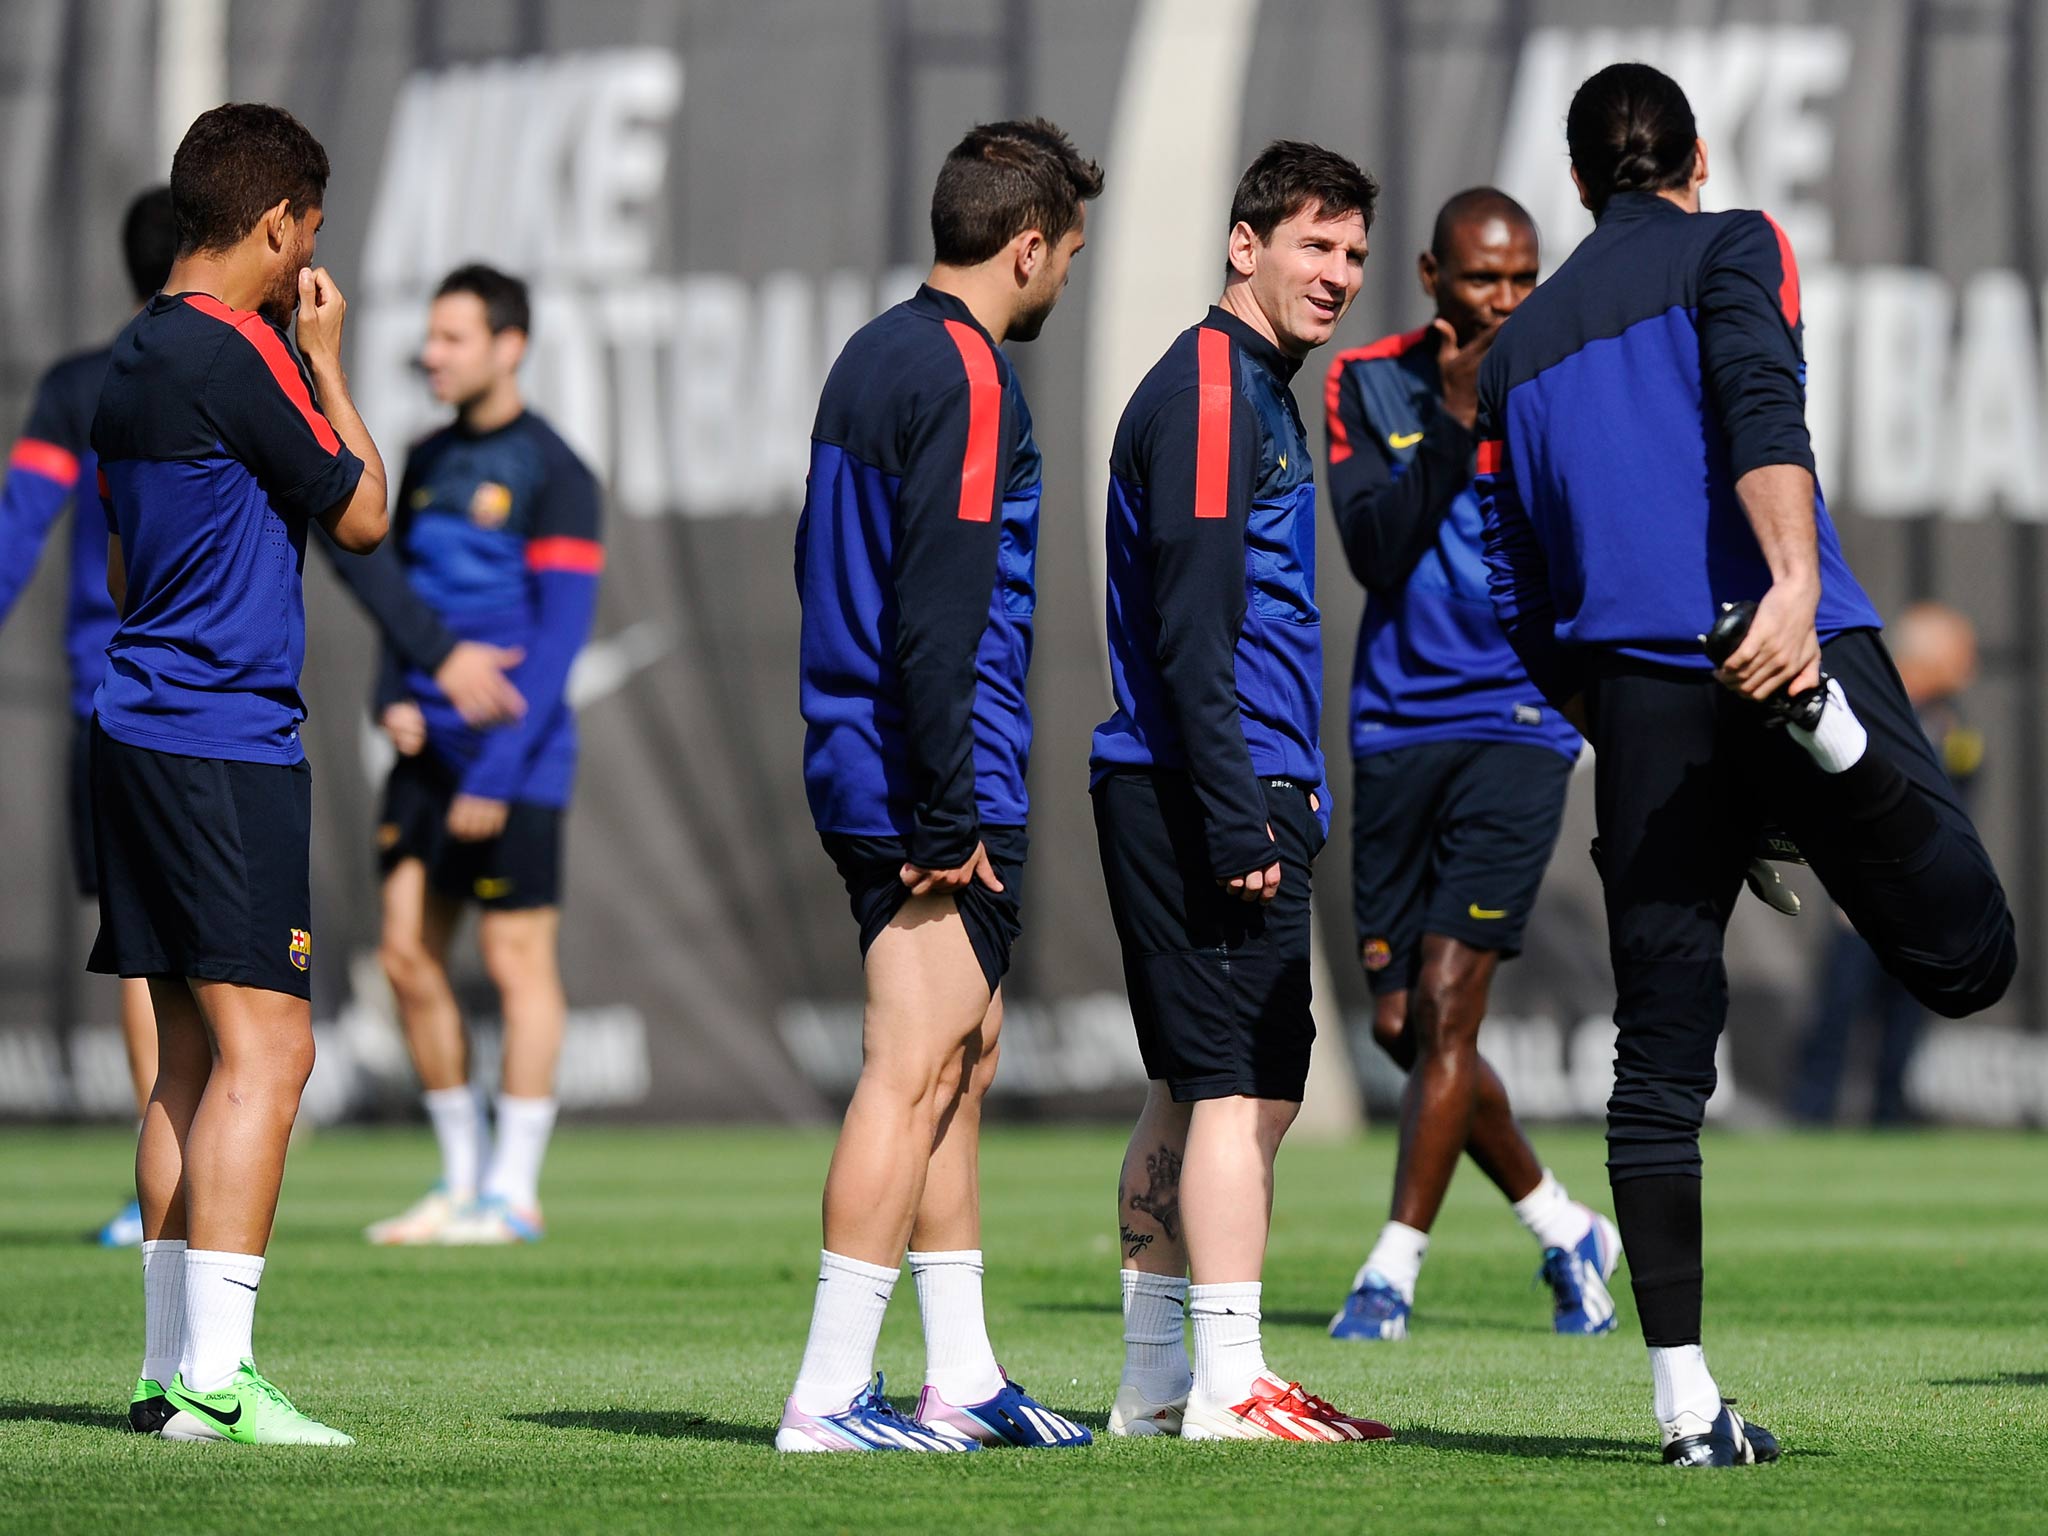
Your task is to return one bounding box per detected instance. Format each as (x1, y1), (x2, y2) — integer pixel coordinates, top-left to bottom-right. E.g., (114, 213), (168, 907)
(1264, 1308), (1533, 1337)
(1400, 1427), (1833, 1462)
(1929, 1372), (2048, 1388)
(512, 1409), (776, 1446)
(0, 1402), (124, 1431)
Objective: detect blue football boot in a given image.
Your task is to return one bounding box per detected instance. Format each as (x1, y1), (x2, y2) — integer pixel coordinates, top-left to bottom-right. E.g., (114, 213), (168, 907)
(1328, 1269), (1410, 1341)
(915, 1369), (1092, 1447)
(1540, 1210), (1622, 1335)
(776, 1374), (979, 1453)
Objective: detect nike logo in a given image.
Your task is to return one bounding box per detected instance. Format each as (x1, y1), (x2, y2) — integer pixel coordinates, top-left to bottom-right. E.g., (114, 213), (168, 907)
(1277, 453), (1287, 470)
(1389, 430), (1424, 449)
(1468, 904), (1508, 920)
(225, 1279), (260, 1292)
(178, 1394), (242, 1427)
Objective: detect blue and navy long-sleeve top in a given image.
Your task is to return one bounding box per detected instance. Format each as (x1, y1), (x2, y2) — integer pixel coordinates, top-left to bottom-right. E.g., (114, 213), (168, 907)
(1475, 193), (1879, 704)
(0, 345), (119, 719)
(797, 284), (1040, 870)
(1090, 307), (1327, 880)
(384, 411), (604, 808)
(1324, 327), (1580, 762)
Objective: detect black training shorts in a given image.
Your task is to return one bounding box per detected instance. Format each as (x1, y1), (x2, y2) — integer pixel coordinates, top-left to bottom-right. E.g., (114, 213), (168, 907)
(1351, 738), (1574, 994)
(821, 823), (1028, 995)
(86, 719), (314, 998)
(1094, 771), (1321, 1103)
(378, 750), (563, 911)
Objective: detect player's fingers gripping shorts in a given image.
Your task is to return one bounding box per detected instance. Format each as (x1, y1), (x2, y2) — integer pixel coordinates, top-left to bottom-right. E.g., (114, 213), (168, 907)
(1094, 771), (1321, 1103)
(378, 751), (563, 911)
(1351, 739), (1573, 995)
(821, 824), (1028, 995)
(86, 719), (314, 998)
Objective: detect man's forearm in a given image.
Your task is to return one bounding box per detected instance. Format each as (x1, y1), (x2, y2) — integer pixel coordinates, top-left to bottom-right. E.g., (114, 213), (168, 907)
(1735, 463), (1820, 590)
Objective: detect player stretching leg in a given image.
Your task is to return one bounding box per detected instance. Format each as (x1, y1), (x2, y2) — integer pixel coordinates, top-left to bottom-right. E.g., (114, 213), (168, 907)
(1320, 190), (1617, 1342)
(0, 188), (175, 1249)
(781, 120), (1101, 1453)
(1476, 63), (2016, 1464)
(95, 106), (388, 1443)
(1096, 142), (1391, 1445)
(358, 266), (603, 1248)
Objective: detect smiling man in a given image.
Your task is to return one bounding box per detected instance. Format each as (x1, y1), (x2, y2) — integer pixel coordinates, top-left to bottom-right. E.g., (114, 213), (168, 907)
(1093, 141), (1391, 1445)
(1320, 190), (1620, 1346)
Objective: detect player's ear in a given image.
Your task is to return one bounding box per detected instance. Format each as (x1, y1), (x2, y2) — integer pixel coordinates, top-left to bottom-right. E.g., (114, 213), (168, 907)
(1226, 220), (1259, 279)
(496, 327), (529, 373)
(1417, 249), (1438, 301)
(1692, 137), (1710, 192)
(1014, 229), (1045, 286)
(1569, 166), (1593, 214)
(262, 198), (293, 253)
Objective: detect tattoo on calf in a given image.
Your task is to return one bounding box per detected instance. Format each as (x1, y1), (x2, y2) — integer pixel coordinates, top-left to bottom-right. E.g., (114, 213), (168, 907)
(1126, 1145), (1183, 1241)
(1120, 1223), (1154, 1258)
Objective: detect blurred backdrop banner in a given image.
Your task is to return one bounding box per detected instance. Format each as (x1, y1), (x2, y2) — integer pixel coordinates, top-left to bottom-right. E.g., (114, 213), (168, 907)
(3, 0), (2045, 1124)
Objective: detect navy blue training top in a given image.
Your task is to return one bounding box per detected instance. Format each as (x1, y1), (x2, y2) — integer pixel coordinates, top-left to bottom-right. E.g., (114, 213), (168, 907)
(796, 284), (1040, 869)
(92, 292), (365, 764)
(383, 411), (604, 808)
(1090, 306), (1327, 881)
(1324, 326), (1580, 762)
(1475, 193), (1879, 704)
(0, 345), (119, 718)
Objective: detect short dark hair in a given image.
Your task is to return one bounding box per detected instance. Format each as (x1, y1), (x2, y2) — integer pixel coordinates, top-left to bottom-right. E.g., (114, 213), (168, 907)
(1566, 63), (1699, 216)
(1428, 187), (1537, 262)
(122, 185), (176, 300)
(1229, 140), (1379, 243)
(170, 103), (330, 255)
(930, 118), (1104, 266)
(435, 263), (532, 336)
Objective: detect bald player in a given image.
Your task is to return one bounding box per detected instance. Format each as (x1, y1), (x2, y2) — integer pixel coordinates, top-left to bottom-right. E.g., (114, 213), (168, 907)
(1320, 188), (1621, 1342)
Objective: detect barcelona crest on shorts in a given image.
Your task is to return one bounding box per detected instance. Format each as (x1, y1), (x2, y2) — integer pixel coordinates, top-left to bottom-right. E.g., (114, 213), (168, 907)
(1362, 936), (1392, 971)
(289, 928), (312, 972)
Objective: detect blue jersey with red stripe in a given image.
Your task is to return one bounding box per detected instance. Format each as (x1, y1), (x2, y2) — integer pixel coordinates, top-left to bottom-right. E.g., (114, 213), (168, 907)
(796, 284), (1038, 870)
(91, 293), (364, 764)
(1090, 307), (1326, 881)
(1475, 194), (1879, 703)
(388, 411), (603, 808)
(0, 345), (120, 718)
(1323, 328), (1579, 762)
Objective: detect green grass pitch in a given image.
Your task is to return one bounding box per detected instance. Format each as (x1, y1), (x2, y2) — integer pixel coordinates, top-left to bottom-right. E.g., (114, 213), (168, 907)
(1, 1125), (2043, 1534)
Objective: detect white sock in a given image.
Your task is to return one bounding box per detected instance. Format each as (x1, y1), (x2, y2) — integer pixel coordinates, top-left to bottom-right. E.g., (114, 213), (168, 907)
(1650, 1344), (1723, 1436)
(1787, 677), (1867, 773)
(481, 1094), (556, 1212)
(791, 1250), (899, 1414)
(1356, 1221), (1430, 1304)
(1189, 1281), (1267, 1407)
(180, 1250), (264, 1393)
(140, 1239), (186, 1386)
(1513, 1169), (1593, 1252)
(423, 1085), (485, 1201)
(907, 1249), (1004, 1404)
(1118, 1269), (1191, 1402)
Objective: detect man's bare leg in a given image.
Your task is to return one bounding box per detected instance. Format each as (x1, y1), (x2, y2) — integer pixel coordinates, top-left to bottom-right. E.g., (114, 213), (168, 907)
(1110, 1082), (1194, 1429)
(1180, 1093), (1298, 1412)
(370, 862), (479, 1232)
(787, 895), (987, 1417)
(133, 979), (210, 1394)
(474, 905), (566, 1223)
(121, 977), (159, 1117)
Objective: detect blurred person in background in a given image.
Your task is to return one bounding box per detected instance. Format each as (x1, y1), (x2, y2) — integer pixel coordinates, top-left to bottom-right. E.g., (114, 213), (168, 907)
(1320, 189), (1619, 1345)
(0, 186), (175, 1249)
(1094, 141), (1391, 1445)
(783, 118), (1099, 1454)
(1789, 602), (1983, 1126)
(361, 265), (603, 1248)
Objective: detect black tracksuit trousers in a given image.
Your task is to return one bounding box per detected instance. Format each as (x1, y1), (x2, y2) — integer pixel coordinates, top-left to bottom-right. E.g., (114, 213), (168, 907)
(1584, 627), (2015, 1346)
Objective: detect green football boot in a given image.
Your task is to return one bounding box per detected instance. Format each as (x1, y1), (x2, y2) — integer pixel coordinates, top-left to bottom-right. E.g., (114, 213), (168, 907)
(128, 1376), (174, 1435)
(160, 1363), (354, 1445)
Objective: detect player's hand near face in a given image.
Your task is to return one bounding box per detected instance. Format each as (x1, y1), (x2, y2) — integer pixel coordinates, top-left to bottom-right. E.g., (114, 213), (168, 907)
(1716, 576), (1821, 702)
(295, 266), (348, 371)
(380, 701), (427, 757)
(447, 793), (509, 842)
(1434, 315), (1500, 432)
(435, 641), (527, 726)
(900, 841), (1004, 897)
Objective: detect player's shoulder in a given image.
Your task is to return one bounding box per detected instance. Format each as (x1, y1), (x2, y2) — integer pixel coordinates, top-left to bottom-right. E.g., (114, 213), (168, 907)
(1326, 326), (1431, 386)
(41, 344), (114, 401)
(515, 410), (598, 487)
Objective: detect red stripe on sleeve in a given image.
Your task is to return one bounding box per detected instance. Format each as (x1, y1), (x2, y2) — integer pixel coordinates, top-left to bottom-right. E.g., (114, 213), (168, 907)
(941, 320), (1000, 523)
(1323, 357), (1353, 465)
(1195, 327), (1233, 518)
(8, 438), (80, 486)
(183, 293), (343, 455)
(1763, 214), (1801, 328)
(1476, 439), (1504, 475)
(97, 467), (111, 500)
(526, 536), (606, 574)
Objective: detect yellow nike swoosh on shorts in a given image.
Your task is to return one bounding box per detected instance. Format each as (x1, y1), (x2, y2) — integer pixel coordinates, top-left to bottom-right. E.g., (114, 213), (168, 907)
(1468, 903), (1508, 920)
(1389, 430), (1424, 449)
